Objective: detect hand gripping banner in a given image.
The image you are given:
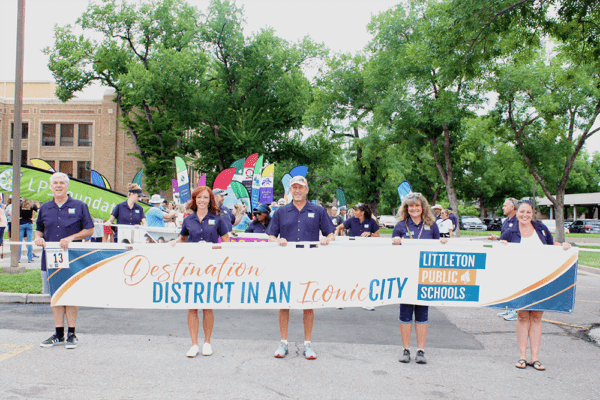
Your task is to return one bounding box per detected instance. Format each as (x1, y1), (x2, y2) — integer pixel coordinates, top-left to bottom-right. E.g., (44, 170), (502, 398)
(46, 239), (578, 313)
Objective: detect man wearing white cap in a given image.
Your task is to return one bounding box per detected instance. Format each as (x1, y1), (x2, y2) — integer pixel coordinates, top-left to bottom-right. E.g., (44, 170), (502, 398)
(146, 194), (177, 227)
(267, 175), (336, 360)
(431, 204), (443, 221)
(213, 189), (242, 232)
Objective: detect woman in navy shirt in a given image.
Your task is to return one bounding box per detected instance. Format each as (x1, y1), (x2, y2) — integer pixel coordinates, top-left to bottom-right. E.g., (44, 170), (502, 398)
(334, 203), (380, 237)
(392, 193), (448, 365)
(172, 186), (229, 359)
(106, 184), (146, 226)
(245, 204), (271, 234)
(499, 200), (571, 371)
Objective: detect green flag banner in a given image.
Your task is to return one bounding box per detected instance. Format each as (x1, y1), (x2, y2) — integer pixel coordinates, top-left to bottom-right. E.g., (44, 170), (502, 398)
(0, 163), (151, 221)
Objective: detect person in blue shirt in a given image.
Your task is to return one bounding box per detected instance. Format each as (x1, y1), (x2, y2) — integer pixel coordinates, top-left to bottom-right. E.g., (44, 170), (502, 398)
(392, 192), (448, 365)
(334, 203), (380, 238)
(489, 197), (519, 320)
(146, 194), (176, 227)
(232, 203), (251, 231)
(171, 186), (229, 358)
(106, 183), (146, 227)
(213, 189), (242, 233)
(34, 172), (94, 350)
(499, 200), (571, 371)
(245, 204), (271, 233)
(267, 175), (335, 360)
(447, 207), (459, 235)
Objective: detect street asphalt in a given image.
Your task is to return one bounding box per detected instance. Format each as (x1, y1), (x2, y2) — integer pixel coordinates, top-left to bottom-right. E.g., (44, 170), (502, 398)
(1, 239), (599, 399)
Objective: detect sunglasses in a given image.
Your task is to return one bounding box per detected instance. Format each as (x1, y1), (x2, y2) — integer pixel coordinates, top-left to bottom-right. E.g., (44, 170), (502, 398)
(406, 192), (422, 199)
(354, 203), (364, 210)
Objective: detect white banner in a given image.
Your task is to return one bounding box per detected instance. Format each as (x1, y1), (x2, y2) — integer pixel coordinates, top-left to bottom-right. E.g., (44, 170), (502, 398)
(46, 238), (579, 313)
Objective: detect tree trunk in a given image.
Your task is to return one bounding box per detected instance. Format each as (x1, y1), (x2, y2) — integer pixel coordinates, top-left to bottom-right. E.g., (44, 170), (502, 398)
(551, 191), (566, 243)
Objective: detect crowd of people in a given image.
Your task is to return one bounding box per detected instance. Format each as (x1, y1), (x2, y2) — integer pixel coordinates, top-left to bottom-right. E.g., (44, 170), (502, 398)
(9, 172), (571, 371)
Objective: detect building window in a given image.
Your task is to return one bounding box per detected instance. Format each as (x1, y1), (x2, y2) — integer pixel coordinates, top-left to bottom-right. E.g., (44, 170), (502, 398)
(77, 161), (91, 182)
(9, 150), (28, 164)
(78, 124), (92, 147)
(42, 123), (56, 146)
(10, 122), (28, 139)
(59, 161), (73, 177)
(60, 124), (74, 147)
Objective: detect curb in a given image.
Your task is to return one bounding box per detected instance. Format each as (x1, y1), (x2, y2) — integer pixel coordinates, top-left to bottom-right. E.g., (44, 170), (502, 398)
(579, 265), (600, 275)
(0, 292), (50, 304)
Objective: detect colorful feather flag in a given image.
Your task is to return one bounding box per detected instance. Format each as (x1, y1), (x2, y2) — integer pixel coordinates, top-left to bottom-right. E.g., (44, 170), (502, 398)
(250, 155), (264, 210)
(260, 163), (275, 205)
(243, 153), (258, 195)
(30, 158), (55, 172)
(132, 169), (143, 187)
(398, 181), (412, 202)
(175, 157), (191, 203)
(336, 188), (347, 208)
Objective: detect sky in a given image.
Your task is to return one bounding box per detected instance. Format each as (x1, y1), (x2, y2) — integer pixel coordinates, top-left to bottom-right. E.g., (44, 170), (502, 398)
(1, 0), (599, 154)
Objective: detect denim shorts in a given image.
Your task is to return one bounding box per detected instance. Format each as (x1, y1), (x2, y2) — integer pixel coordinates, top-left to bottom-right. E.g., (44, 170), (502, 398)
(399, 304), (429, 324)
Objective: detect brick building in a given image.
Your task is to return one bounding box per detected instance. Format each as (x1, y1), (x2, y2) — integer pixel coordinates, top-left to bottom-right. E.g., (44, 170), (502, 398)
(0, 81), (143, 194)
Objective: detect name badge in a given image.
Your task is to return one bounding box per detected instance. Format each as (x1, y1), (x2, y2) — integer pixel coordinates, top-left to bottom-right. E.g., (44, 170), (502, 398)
(135, 210), (140, 213)
(68, 208), (76, 215)
(308, 213), (315, 218)
(208, 220), (215, 225)
(364, 224), (369, 228)
(509, 223), (513, 227)
(46, 248), (69, 269)
(424, 226), (431, 230)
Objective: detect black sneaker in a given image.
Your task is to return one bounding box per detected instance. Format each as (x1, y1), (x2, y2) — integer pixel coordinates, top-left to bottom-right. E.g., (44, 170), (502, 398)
(40, 334), (64, 348)
(415, 349), (427, 364)
(65, 333), (78, 349)
(399, 349), (410, 363)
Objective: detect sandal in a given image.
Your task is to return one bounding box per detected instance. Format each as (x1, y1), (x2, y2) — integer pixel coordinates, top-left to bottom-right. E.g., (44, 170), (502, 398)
(529, 361), (546, 371)
(515, 359), (527, 369)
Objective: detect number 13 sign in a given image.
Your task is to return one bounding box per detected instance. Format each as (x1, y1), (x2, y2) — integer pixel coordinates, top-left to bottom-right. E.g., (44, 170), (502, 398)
(45, 248), (70, 269)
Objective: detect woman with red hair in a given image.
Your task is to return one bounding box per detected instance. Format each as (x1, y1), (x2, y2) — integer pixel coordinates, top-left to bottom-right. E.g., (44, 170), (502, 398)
(171, 186), (230, 358)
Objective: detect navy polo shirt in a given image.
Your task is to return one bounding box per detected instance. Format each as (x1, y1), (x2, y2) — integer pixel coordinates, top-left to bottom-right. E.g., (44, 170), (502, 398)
(111, 201), (145, 225)
(36, 196), (94, 271)
(180, 212), (228, 243)
(245, 221), (268, 234)
(342, 216), (379, 237)
(392, 218), (440, 240)
(499, 221), (554, 245)
(448, 213), (458, 230)
(501, 215), (517, 234)
(220, 205), (235, 232)
(267, 202), (335, 242)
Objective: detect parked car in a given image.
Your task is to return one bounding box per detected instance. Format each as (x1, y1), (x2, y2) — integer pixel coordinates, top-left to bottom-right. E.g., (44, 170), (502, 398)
(540, 219), (570, 235)
(584, 220), (600, 234)
(483, 218), (502, 231)
(461, 217), (487, 231)
(568, 220), (588, 233)
(378, 215), (397, 228)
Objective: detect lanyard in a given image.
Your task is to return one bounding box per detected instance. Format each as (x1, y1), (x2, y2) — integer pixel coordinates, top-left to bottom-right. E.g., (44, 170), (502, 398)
(405, 220), (425, 239)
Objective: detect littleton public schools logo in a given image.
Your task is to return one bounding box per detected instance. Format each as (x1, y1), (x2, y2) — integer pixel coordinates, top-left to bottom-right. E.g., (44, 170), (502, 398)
(0, 168), (22, 191)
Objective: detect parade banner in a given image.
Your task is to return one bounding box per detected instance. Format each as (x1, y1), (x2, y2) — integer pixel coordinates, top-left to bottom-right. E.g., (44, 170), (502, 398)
(46, 239), (578, 313)
(0, 163), (151, 221)
(175, 157), (191, 204)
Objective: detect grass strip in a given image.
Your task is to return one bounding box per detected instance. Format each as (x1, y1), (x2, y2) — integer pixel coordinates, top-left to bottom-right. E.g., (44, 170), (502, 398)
(0, 268), (43, 294)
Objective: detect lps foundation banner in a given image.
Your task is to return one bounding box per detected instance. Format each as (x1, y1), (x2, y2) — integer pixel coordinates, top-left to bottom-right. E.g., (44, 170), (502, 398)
(0, 163), (151, 221)
(46, 239), (578, 313)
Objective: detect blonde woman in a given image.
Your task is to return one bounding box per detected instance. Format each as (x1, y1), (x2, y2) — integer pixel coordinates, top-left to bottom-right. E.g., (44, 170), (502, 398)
(392, 193), (448, 364)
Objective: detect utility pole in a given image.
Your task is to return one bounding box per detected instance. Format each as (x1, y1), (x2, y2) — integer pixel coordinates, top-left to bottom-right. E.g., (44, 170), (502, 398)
(6, 0), (26, 274)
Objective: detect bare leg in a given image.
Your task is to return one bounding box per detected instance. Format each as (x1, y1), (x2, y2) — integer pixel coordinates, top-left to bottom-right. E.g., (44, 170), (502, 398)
(279, 309), (289, 340)
(399, 323), (412, 348)
(516, 310), (530, 360)
(64, 306), (78, 328)
(52, 306), (66, 328)
(188, 309), (199, 346)
(202, 309), (214, 344)
(303, 309), (314, 341)
(528, 311), (544, 363)
(415, 322), (428, 349)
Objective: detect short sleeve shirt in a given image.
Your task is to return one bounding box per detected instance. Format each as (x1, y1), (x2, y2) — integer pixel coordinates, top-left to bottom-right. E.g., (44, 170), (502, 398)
(36, 196), (94, 271)
(146, 207), (166, 227)
(233, 214), (251, 231)
(245, 221), (268, 234)
(180, 212), (228, 243)
(392, 218), (440, 240)
(342, 216), (379, 237)
(267, 202), (335, 242)
(501, 215), (517, 234)
(436, 218), (453, 234)
(220, 205), (235, 232)
(448, 213), (458, 230)
(111, 201), (146, 226)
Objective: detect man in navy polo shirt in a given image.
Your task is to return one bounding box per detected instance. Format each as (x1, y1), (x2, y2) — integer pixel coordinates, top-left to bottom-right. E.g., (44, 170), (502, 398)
(267, 175), (335, 360)
(214, 189), (242, 233)
(34, 172), (94, 350)
(447, 207), (459, 236)
(489, 197), (519, 320)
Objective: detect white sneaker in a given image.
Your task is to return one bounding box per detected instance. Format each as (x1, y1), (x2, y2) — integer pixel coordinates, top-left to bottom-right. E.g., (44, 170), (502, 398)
(186, 344), (200, 358)
(362, 306), (375, 311)
(202, 342), (213, 356)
